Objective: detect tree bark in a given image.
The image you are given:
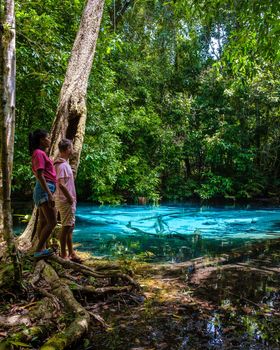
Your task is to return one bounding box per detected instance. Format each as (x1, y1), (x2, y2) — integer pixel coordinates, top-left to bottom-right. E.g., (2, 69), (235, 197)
(0, 0), (21, 283)
(19, 0), (105, 249)
(49, 0), (105, 169)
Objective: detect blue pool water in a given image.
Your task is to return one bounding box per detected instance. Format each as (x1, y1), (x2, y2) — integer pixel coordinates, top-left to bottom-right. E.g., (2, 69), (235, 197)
(73, 203), (280, 262)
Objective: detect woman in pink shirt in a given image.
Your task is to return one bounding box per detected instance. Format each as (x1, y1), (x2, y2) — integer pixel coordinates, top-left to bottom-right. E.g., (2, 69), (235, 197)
(29, 129), (57, 258)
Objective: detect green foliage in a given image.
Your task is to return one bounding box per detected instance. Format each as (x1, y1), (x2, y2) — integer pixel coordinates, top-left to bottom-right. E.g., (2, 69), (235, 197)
(14, 0), (280, 203)
(196, 172), (233, 200)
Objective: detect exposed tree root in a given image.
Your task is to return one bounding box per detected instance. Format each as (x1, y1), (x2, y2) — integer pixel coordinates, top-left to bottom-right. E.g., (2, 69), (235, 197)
(0, 252), (139, 350)
(38, 255), (140, 349)
(0, 245), (141, 349)
(65, 280), (133, 296)
(34, 260), (90, 350)
(34, 286), (62, 311)
(0, 202), (139, 348)
(50, 255), (140, 288)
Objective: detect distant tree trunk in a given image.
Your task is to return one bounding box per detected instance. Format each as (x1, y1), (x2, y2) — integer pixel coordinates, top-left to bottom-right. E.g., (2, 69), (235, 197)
(108, 0), (133, 29)
(18, 0), (105, 250)
(184, 157), (191, 177)
(0, 0), (22, 283)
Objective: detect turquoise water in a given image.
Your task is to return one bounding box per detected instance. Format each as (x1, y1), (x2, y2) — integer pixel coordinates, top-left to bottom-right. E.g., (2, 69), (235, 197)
(73, 203), (280, 262)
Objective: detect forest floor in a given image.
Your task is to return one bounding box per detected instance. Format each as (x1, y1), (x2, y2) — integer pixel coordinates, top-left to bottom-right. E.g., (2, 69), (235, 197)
(81, 239), (280, 350)
(0, 239), (280, 350)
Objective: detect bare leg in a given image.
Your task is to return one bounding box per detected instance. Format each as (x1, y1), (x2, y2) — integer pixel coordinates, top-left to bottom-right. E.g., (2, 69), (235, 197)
(36, 203), (57, 252)
(66, 226), (75, 256)
(60, 226), (72, 258)
(36, 208), (47, 248)
(66, 226), (81, 262)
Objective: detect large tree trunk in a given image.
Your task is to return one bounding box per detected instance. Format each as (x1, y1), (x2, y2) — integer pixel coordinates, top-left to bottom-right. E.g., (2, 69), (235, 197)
(0, 0), (21, 283)
(18, 0), (105, 250)
(49, 0), (105, 168)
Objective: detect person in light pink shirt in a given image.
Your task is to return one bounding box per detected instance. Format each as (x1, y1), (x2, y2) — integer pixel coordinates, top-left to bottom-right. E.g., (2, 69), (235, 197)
(54, 139), (82, 263)
(29, 129), (57, 258)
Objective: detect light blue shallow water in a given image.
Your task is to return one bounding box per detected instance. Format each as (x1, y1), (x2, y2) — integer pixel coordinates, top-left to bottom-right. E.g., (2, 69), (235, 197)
(74, 203), (280, 262)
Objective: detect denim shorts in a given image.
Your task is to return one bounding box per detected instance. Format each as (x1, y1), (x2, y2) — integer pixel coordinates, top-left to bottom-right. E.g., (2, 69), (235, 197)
(33, 181), (56, 207)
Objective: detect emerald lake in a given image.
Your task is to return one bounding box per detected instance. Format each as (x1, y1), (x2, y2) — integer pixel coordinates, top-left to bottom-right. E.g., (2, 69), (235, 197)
(71, 203), (280, 262)
(13, 202), (280, 262)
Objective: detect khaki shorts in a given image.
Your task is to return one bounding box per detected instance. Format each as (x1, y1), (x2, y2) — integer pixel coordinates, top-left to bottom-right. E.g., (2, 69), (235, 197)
(56, 202), (76, 227)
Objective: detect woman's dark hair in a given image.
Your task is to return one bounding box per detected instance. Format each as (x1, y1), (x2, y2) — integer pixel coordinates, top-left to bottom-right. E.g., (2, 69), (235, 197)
(28, 129), (48, 155)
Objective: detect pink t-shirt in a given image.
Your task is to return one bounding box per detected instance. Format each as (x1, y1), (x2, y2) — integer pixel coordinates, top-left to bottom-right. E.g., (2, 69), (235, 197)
(54, 158), (76, 203)
(32, 149), (56, 183)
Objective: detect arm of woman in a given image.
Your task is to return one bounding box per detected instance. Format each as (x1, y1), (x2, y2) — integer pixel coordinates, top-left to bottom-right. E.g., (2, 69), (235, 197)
(37, 169), (55, 207)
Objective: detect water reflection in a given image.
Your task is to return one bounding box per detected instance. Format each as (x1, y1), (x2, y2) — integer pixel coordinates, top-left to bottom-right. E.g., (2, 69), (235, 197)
(207, 313), (223, 347)
(193, 262), (280, 349)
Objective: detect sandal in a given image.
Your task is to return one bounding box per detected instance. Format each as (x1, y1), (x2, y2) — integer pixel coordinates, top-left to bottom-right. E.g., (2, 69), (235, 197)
(69, 254), (83, 264)
(34, 248), (54, 258)
(60, 255), (70, 261)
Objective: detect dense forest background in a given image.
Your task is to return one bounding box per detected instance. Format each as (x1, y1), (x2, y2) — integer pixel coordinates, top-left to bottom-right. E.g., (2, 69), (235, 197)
(14, 0), (280, 204)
